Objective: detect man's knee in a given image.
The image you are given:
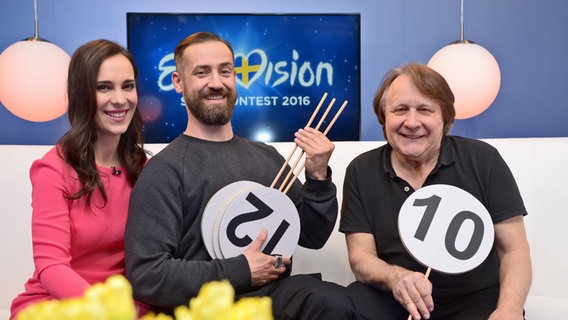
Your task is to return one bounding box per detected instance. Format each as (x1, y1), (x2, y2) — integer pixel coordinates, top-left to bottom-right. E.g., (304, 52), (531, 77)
(304, 281), (356, 318)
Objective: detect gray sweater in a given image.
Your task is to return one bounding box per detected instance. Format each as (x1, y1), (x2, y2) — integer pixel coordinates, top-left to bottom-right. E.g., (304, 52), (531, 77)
(125, 134), (338, 311)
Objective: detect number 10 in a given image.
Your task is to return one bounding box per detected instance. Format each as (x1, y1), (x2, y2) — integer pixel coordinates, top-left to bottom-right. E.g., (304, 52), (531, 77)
(412, 195), (485, 260)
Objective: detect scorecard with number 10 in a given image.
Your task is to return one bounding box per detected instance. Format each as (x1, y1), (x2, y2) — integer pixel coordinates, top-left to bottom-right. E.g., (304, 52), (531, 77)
(398, 184), (495, 274)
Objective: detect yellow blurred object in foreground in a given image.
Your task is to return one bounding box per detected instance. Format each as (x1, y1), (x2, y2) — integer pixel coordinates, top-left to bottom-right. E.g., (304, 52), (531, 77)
(141, 279), (273, 320)
(16, 277), (272, 320)
(16, 274), (137, 320)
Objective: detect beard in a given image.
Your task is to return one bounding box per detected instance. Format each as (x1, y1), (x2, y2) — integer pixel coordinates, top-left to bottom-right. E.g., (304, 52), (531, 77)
(184, 87), (237, 126)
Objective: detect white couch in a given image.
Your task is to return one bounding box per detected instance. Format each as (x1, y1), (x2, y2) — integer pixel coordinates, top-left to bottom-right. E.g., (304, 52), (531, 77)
(2, 139), (567, 319)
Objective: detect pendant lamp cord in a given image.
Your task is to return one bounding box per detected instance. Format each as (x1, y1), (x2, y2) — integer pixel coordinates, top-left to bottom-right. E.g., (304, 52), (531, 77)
(459, 0), (465, 42)
(33, 0), (39, 40)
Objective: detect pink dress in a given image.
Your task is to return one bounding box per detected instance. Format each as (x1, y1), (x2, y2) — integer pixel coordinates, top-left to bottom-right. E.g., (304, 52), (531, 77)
(10, 147), (146, 318)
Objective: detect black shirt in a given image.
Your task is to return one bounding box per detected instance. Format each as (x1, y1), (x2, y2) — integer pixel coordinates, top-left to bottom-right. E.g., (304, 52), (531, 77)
(339, 135), (527, 305)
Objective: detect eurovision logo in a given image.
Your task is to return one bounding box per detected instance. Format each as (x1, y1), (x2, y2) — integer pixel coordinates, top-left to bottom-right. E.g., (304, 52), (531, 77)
(157, 48), (334, 92)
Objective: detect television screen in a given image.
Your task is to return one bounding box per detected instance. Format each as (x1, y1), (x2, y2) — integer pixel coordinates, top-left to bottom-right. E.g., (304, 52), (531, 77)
(127, 13), (360, 143)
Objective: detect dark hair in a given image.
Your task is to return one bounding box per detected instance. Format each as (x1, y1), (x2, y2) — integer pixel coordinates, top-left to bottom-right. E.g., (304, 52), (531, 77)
(174, 31), (234, 75)
(373, 63), (456, 138)
(58, 39), (147, 207)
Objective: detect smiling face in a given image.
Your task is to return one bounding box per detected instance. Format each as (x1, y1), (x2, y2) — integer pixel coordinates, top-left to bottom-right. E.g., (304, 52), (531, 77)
(173, 40), (237, 126)
(93, 54), (137, 141)
(384, 74), (444, 165)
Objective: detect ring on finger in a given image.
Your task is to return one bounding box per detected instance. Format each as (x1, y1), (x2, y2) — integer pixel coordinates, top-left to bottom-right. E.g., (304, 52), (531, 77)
(272, 254), (283, 267)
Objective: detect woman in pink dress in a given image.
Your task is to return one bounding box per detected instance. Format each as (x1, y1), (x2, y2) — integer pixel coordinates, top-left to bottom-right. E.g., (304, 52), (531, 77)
(10, 39), (148, 319)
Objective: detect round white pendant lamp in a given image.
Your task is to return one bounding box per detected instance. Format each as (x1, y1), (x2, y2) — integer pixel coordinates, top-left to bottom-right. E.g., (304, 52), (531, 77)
(0, 0), (70, 122)
(427, 0), (501, 119)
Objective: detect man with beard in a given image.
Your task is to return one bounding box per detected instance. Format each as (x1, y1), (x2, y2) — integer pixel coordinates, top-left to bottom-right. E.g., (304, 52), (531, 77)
(124, 32), (356, 319)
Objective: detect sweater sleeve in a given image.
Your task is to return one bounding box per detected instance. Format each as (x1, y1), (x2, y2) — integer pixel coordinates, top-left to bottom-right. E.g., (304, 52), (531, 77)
(293, 166), (338, 249)
(30, 152), (90, 298)
(124, 154), (251, 309)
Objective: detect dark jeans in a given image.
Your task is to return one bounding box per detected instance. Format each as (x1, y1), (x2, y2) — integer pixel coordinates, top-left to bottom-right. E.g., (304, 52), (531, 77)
(238, 273), (357, 320)
(347, 281), (508, 320)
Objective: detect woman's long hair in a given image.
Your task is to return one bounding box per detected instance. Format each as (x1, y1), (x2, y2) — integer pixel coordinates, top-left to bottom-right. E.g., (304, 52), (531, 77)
(58, 39), (147, 207)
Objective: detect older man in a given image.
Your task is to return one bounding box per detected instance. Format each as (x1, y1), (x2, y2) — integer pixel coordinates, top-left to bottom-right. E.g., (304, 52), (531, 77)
(340, 63), (531, 320)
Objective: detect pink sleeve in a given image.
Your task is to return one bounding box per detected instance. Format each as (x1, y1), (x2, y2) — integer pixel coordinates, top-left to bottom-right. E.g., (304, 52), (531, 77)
(30, 152), (90, 298)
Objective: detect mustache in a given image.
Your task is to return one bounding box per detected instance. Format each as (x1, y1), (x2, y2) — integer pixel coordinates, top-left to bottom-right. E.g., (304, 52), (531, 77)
(201, 87), (230, 96)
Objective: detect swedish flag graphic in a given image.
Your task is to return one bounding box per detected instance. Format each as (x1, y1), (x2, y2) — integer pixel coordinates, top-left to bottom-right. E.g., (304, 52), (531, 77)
(235, 53), (263, 86)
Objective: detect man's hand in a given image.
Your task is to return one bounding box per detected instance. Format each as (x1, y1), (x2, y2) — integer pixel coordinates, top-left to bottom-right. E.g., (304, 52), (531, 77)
(294, 127), (334, 180)
(392, 270), (434, 320)
(242, 229), (290, 287)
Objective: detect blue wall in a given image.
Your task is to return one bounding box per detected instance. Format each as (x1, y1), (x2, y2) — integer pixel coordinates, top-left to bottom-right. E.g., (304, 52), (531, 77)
(1, 0), (567, 143)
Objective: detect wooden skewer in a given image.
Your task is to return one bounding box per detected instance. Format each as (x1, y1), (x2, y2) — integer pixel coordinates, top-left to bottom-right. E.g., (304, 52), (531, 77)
(278, 148), (304, 192)
(282, 100), (348, 194)
(278, 97), (336, 192)
(323, 100), (348, 136)
(406, 267), (432, 320)
(313, 98), (336, 131)
(270, 92), (328, 188)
